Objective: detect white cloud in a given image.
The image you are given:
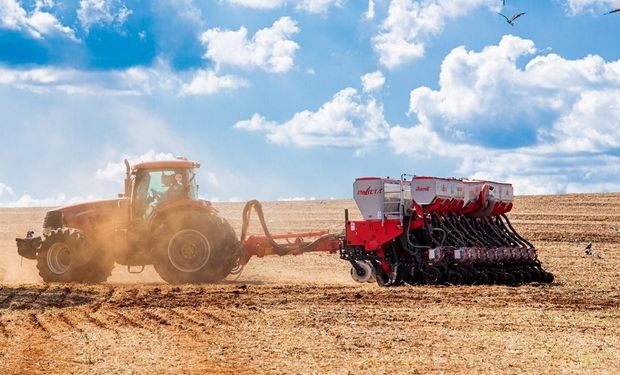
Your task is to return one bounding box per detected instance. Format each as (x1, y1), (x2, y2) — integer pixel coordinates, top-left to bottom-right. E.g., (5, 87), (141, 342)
(389, 35), (620, 195)
(277, 196), (317, 201)
(0, 182), (15, 198)
(234, 113), (278, 131)
(180, 69), (249, 96)
(0, 194), (103, 208)
(235, 85), (390, 150)
(563, 0), (620, 15)
(361, 70), (385, 92)
(0, 0), (77, 40)
(0, 63), (173, 95)
(95, 151), (176, 182)
(406, 35), (620, 148)
(201, 16), (300, 73)
(0, 180), (101, 207)
(224, 0), (343, 14)
(77, 0), (133, 32)
(0, 60), (248, 96)
(226, 0), (287, 9)
(366, 0), (375, 20)
(296, 0), (343, 13)
(373, 0), (497, 69)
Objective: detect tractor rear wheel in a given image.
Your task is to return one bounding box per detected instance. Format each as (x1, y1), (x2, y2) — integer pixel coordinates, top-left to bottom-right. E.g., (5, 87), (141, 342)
(152, 212), (240, 284)
(37, 228), (114, 283)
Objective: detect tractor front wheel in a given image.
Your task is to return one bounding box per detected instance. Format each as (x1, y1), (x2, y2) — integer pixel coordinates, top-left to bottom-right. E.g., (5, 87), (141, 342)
(37, 228), (114, 283)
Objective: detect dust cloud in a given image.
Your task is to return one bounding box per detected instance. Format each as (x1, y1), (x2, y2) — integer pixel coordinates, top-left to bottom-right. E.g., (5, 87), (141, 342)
(0, 207), (48, 283)
(0, 200), (356, 285)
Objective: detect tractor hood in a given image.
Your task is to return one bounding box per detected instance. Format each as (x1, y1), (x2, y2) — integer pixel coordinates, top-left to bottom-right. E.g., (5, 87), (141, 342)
(44, 198), (128, 231)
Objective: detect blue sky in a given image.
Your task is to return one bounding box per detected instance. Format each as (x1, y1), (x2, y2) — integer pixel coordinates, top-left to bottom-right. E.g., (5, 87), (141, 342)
(1, 0), (620, 206)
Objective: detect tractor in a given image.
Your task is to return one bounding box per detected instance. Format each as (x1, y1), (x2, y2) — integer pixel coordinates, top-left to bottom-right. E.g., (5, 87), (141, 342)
(16, 158), (240, 283)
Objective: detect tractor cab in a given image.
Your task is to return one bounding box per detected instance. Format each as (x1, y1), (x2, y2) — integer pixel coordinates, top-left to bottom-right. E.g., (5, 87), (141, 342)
(124, 159), (201, 224)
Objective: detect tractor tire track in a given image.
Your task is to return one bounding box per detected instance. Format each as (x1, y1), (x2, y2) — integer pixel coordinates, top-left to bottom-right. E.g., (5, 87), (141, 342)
(141, 310), (170, 326)
(91, 285), (115, 312)
(0, 290), (17, 309)
(27, 313), (50, 336)
(58, 311), (83, 333)
(82, 311), (113, 331)
(17, 284), (51, 310)
(113, 311), (144, 329)
(0, 318), (9, 338)
(168, 308), (207, 330)
(55, 286), (72, 307)
(200, 309), (231, 326)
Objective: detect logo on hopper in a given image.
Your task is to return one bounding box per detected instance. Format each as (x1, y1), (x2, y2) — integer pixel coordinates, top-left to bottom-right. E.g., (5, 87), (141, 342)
(415, 186), (431, 192)
(357, 186), (383, 195)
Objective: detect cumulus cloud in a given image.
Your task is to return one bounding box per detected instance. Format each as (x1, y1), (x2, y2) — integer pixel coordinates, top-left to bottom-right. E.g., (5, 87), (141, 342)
(201, 16), (300, 73)
(224, 0), (343, 14)
(0, 0), (77, 40)
(373, 0), (497, 69)
(0, 182), (15, 198)
(277, 196), (317, 201)
(296, 0), (344, 13)
(77, 0), (133, 32)
(0, 194), (103, 208)
(226, 0), (287, 8)
(234, 80), (390, 150)
(94, 150), (176, 182)
(180, 69), (249, 96)
(366, 0), (375, 20)
(361, 70), (385, 92)
(0, 63), (174, 95)
(563, 0), (620, 15)
(404, 35), (620, 149)
(0, 180), (101, 207)
(0, 60), (248, 96)
(390, 35), (620, 194)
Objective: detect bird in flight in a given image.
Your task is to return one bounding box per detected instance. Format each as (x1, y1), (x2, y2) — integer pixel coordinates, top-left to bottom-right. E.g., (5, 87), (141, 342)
(498, 12), (526, 25)
(605, 8), (620, 15)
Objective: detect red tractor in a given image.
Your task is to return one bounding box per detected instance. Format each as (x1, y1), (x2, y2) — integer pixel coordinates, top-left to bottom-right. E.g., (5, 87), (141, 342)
(17, 158), (240, 283)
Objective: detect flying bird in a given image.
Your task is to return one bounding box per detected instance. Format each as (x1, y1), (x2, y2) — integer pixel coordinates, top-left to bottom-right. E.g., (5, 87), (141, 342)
(498, 12), (526, 25)
(604, 8), (620, 15)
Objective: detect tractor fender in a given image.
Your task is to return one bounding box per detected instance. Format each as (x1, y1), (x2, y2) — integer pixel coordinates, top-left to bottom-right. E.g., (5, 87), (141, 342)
(148, 199), (217, 231)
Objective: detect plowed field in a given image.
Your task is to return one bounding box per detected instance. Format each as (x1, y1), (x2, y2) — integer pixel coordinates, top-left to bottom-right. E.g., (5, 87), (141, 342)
(1, 194), (619, 374)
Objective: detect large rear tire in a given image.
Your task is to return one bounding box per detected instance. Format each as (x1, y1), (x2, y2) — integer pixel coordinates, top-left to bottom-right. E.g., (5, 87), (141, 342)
(152, 212), (240, 284)
(37, 228), (114, 283)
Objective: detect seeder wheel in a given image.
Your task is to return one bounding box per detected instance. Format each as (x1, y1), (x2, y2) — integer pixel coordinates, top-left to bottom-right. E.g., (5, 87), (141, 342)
(350, 261), (373, 283)
(447, 270), (464, 285)
(423, 266), (444, 284)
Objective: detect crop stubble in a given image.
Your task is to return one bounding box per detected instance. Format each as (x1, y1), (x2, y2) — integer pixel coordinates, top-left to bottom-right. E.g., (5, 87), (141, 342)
(0, 194), (619, 374)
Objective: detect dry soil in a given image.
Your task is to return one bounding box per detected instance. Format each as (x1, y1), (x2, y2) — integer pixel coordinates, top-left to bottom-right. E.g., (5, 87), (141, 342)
(0, 194), (619, 374)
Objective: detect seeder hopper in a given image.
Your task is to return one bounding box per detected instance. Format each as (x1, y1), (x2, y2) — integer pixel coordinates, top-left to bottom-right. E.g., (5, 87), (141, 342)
(16, 159), (552, 287)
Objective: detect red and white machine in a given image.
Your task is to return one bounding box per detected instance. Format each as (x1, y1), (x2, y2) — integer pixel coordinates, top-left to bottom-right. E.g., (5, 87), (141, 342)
(341, 175), (552, 286)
